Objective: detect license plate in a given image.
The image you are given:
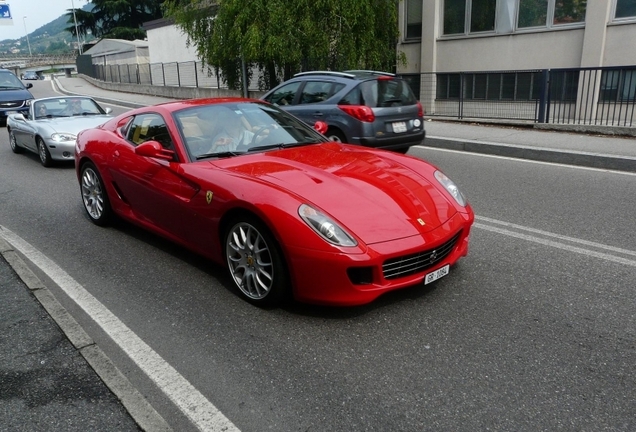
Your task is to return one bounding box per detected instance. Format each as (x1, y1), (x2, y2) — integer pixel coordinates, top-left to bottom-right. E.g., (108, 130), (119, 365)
(424, 264), (450, 285)
(392, 121), (407, 133)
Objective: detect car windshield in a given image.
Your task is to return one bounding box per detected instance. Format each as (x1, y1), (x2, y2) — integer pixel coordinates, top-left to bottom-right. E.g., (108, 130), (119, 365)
(0, 71), (25, 89)
(36, 97), (106, 118)
(174, 101), (328, 160)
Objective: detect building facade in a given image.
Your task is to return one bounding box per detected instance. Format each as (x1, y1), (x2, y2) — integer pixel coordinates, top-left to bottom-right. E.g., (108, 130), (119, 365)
(396, 0), (636, 124)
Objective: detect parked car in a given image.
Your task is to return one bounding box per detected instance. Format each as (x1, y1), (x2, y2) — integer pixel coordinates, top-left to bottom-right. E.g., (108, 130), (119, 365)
(75, 98), (473, 307)
(7, 96), (113, 167)
(0, 68), (34, 126)
(22, 71), (40, 80)
(261, 70), (425, 153)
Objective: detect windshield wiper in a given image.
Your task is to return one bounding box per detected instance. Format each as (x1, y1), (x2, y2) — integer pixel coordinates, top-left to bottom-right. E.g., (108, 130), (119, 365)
(195, 150), (243, 160)
(247, 141), (316, 152)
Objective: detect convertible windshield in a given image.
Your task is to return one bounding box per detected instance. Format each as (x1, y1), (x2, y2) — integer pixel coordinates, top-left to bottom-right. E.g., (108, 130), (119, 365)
(34, 97), (107, 119)
(174, 101), (328, 160)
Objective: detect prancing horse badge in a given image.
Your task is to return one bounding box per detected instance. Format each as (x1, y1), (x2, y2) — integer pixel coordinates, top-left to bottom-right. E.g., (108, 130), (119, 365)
(206, 191), (213, 204)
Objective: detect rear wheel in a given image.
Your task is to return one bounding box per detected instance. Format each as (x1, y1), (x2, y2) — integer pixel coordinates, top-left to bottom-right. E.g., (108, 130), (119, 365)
(37, 137), (53, 167)
(9, 130), (23, 154)
(80, 162), (113, 226)
(326, 128), (346, 143)
(224, 216), (289, 307)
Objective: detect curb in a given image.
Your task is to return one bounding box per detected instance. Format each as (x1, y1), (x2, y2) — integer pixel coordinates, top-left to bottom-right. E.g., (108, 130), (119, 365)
(425, 136), (636, 173)
(0, 236), (172, 432)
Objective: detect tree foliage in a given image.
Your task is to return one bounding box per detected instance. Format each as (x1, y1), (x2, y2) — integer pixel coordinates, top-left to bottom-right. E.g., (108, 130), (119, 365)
(163, 0), (404, 90)
(65, 0), (165, 41)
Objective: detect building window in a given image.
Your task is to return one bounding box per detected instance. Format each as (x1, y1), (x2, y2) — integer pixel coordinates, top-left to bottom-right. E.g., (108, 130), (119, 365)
(405, 0), (423, 40)
(470, 0), (497, 32)
(437, 72), (546, 101)
(615, 0), (636, 19)
(443, 0), (497, 34)
(600, 69), (636, 102)
(553, 0), (587, 25)
(443, 0), (586, 34)
(443, 0), (467, 35)
(518, 0), (548, 28)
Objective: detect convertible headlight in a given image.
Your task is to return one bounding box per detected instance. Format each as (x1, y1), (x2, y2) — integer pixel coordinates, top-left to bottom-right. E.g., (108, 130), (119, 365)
(299, 204), (357, 247)
(434, 170), (467, 207)
(51, 133), (77, 142)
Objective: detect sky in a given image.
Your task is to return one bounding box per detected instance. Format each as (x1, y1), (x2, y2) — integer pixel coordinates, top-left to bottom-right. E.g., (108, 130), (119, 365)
(0, 0), (87, 41)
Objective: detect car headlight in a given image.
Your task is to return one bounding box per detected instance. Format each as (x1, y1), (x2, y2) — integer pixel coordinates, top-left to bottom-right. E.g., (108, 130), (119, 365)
(26, 99), (33, 106)
(299, 204), (357, 247)
(51, 133), (77, 142)
(434, 170), (467, 207)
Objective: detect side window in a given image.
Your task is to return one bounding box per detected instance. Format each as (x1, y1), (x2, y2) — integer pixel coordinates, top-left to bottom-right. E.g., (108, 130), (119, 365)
(299, 81), (333, 104)
(127, 113), (174, 149)
(265, 82), (301, 106)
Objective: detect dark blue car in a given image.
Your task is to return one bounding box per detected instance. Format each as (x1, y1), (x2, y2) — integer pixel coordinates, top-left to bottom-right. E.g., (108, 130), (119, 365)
(0, 68), (34, 126)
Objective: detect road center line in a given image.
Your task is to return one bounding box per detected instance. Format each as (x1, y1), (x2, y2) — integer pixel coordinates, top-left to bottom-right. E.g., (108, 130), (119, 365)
(476, 215), (636, 257)
(474, 222), (636, 267)
(0, 225), (240, 432)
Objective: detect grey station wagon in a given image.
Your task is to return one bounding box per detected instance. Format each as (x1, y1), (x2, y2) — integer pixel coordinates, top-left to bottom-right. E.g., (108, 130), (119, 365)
(261, 70), (425, 152)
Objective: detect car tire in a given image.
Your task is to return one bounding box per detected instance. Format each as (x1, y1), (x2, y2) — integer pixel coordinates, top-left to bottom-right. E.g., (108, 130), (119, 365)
(224, 216), (289, 307)
(80, 162), (113, 226)
(37, 137), (53, 167)
(326, 128), (346, 143)
(9, 129), (24, 154)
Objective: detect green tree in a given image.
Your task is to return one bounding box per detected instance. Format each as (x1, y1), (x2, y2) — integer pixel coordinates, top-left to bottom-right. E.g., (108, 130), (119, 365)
(163, 0), (405, 90)
(66, 0), (165, 41)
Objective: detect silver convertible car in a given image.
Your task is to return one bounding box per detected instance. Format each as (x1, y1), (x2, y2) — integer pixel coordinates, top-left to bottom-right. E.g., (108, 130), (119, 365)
(7, 96), (113, 167)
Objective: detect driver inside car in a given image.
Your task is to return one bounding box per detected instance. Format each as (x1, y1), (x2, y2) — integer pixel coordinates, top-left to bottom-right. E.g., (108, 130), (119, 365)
(210, 110), (255, 152)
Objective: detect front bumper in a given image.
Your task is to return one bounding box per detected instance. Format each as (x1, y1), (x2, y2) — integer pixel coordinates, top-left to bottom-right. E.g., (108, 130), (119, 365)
(46, 139), (76, 161)
(286, 209), (473, 306)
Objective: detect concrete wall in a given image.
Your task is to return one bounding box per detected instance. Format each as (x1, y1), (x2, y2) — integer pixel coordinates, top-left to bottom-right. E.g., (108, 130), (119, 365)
(146, 24), (199, 64)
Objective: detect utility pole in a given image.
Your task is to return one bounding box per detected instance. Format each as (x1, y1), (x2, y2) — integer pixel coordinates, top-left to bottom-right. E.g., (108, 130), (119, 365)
(70, 0), (83, 55)
(23, 16), (32, 56)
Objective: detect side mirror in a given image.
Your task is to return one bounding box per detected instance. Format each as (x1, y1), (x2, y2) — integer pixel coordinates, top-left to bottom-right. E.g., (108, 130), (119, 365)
(135, 141), (175, 161)
(104, 107), (113, 114)
(25, 83), (33, 89)
(12, 114), (26, 122)
(313, 121), (328, 135)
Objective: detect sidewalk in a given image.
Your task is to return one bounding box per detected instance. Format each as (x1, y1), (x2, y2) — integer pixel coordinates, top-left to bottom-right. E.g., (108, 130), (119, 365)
(0, 237), (171, 432)
(53, 75), (636, 173)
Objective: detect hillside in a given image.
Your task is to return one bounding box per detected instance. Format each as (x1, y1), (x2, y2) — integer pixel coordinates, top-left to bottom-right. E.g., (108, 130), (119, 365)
(0, 4), (95, 55)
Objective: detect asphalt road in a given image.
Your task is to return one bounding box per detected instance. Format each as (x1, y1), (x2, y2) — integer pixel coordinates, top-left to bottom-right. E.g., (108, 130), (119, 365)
(1, 80), (635, 431)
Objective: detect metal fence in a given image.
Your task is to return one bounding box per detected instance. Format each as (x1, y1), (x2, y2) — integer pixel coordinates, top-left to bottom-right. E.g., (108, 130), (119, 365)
(91, 61), (262, 90)
(401, 66), (636, 127)
(87, 61), (636, 127)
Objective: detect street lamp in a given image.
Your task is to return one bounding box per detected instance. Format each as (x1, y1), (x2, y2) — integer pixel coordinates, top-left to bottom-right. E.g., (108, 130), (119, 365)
(70, 0), (83, 55)
(23, 16), (32, 56)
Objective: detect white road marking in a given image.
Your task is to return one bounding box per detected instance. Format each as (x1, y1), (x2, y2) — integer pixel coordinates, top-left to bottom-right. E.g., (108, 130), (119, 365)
(476, 215), (636, 257)
(413, 144), (636, 176)
(473, 222), (636, 267)
(0, 225), (240, 432)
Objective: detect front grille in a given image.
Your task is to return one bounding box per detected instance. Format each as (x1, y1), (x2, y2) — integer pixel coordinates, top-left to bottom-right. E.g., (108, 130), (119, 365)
(382, 231), (462, 280)
(0, 101), (24, 109)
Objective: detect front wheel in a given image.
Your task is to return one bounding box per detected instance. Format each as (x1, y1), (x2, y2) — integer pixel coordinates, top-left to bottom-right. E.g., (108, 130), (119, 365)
(224, 217), (289, 307)
(80, 162), (113, 226)
(37, 137), (53, 167)
(9, 130), (23, 154)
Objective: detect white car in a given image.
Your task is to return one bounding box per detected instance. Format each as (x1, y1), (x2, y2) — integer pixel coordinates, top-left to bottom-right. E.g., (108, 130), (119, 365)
(7, 96), (113, 167)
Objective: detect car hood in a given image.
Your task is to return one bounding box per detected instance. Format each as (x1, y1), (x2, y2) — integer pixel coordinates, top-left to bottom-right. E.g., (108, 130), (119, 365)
(0, 88), (33, 101)
(212, 144), (457, 244)
(40, 116), (112, 134)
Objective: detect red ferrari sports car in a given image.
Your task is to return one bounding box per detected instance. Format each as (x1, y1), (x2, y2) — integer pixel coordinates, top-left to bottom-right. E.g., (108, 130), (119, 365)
(75, 98), (474, 306)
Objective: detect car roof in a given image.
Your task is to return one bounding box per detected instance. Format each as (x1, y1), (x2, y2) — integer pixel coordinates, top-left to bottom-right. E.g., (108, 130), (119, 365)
(292, 70), (396, 81)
